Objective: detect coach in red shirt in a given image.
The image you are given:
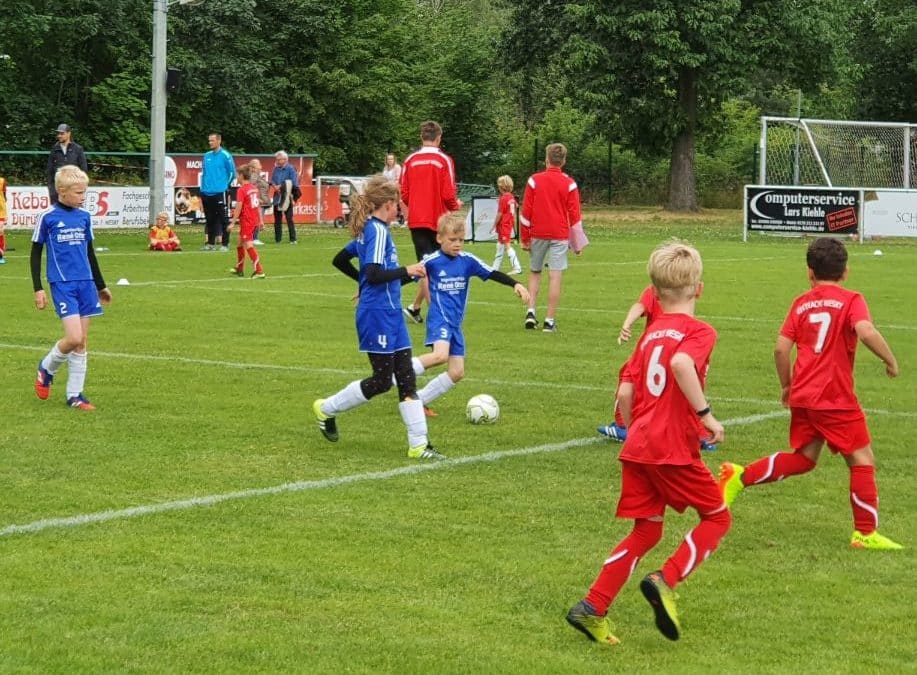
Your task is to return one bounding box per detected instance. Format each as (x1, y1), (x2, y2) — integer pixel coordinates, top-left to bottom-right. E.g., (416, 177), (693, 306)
(400, 121), (462, 324)
(520, 142), (583, 333)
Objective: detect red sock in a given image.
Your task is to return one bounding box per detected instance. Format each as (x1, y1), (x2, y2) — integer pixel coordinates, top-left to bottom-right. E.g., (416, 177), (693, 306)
(247, 246), (262, 272)
(585, 518), (662, 614)
(849, 465), (878, 535)
(236, 246), (245, 268)
(661, 508), (731, 588)
(742, 451), (816, 486)
(0, 232), (5, 255)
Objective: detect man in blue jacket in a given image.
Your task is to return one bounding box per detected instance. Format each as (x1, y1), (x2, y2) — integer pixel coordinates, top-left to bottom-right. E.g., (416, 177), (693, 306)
(201, 133), (236, 251)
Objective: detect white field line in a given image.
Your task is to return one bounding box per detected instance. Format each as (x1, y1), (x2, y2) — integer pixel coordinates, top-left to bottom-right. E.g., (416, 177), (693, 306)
(0, 410), (785, 539)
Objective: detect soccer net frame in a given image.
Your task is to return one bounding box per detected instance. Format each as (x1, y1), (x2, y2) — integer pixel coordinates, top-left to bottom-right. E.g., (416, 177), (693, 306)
(759, 117), (916, 189)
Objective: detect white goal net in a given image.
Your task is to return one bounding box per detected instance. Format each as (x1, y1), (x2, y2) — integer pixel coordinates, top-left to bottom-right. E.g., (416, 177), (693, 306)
(759, 117), (916, 189)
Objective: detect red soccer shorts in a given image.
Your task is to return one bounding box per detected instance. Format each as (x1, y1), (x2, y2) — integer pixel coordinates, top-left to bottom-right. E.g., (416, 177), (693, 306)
(239, 225), (257, 243)
(615, 458), (724, 519)
(789, 407), (871, 456)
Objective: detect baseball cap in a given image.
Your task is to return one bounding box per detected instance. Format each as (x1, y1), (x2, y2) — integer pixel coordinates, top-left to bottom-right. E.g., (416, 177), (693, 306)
(55, 123), (71, 133)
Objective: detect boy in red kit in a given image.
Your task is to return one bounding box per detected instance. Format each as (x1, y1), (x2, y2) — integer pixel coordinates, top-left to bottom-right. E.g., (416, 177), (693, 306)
(719, 237), (901, 550)
(567, 239), (729, 645)
(228, 165), (265, 279)
(520, 143), (583, 333)
(491, 175), (521, 274)
(400, 120), (462, 324)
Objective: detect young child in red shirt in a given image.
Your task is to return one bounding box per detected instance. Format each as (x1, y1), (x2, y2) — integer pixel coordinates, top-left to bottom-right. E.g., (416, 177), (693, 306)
(719, 237), (901, 550)
(148, 212), (182, 251)
(567, 239), (729, 646)
(229, 165), (265, 279)
(491, 175), (521, 274)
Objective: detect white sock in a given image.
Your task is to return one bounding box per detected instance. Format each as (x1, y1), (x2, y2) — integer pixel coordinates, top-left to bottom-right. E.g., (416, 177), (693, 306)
(322, 380), (367, 415)
(66, 351), (87, 399)
(399, 398), (428, 449)
(508, 247), (520, 269)
(493, 243), (505, 269)
(42, 344), (69, 375)
(417, 372), (456, 406)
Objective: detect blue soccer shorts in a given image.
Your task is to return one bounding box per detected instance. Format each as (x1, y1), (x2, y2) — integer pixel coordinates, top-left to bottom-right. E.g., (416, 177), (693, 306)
(50, 280), (103, 319)
(356, 307), (411, 354)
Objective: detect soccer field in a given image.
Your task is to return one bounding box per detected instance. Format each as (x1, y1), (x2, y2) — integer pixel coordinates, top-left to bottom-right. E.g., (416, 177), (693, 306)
(1, 212), (914, 673)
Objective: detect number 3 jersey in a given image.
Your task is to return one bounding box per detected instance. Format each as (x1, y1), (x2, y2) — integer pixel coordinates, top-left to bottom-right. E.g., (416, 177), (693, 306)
(779, 284), (870, 411)
(620, 313), (717, 465)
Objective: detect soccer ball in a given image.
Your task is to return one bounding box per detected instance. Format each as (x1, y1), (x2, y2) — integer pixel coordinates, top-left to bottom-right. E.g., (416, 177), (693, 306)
(466, 394), (499, 424)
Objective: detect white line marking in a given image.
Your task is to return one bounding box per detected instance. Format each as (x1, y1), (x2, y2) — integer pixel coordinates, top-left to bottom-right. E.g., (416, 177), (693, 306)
(0, 411), (786, 538)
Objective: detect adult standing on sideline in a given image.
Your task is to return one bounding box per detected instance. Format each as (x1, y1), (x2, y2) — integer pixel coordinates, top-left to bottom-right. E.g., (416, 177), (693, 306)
(382, 153), (404, 226)
(270, 151), (300, 244)
(46, 123), (88, 204)
(400, 121), (462, 324)
(200, 132), (236, 251)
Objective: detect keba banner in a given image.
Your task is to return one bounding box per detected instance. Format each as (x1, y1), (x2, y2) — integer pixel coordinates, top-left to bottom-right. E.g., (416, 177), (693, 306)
(6, 186), (174, 230)
(745, 186), (860, 235)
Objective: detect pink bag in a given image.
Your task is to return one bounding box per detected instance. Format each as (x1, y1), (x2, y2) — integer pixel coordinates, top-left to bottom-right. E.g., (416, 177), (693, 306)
(569, 222), (589, 253)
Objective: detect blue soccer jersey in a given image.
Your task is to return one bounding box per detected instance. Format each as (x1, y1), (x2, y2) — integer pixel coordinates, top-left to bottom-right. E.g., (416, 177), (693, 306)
(32, 204), (94, 283)
(424, 250), (493, 328)
(348, 217), (404, 311)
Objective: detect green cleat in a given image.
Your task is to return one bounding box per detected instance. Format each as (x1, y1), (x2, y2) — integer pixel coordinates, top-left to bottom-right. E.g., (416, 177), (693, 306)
(407, 443), (446, 461)
(312, 398), (338, 442)
(718, 462), (745, 507)
(851, 530), (904, 550)
(565, 600), (620, 646)
(640, 571), (680, 641)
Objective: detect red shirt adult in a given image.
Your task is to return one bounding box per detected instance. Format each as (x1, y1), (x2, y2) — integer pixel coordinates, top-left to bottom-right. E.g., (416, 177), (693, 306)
(620, 313), (717, 465)
(400, 146), (460, 232)
(779, 284), (870, 410)
(496, 192), (517, 242)
(237, 183), (261, 231)
(519, 166), (582, 241)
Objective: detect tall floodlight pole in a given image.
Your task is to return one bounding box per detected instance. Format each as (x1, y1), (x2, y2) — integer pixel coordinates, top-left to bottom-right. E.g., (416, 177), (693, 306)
(149, 0), (168, 226)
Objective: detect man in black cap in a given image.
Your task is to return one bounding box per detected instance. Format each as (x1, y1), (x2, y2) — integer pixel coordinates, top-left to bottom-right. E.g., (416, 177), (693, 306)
(46, 123), (88, 204)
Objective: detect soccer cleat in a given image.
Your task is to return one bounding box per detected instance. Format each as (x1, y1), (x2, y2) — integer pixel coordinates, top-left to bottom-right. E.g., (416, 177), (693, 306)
(229, 267), (244, 277)
(312, 398), (338, 442)
(35, 362), (54, 400)
(597, 423), (627, 442)
(524, 311), (537, 330)
(850, 530), (904, 550)
(542, 320), (557, 333)
(251, 271), (266, 279)
(640, 571), (680, 641)
(423, 405), (438, 418)
(510, 267), (523, 275)
(700, 438), (718, 452)
(66, 394), (96, 411)
(718, 463), (745, 507)
(565, 600), (620, 646)
(407, 443), (446, 461)
(403, 306), (423, 324)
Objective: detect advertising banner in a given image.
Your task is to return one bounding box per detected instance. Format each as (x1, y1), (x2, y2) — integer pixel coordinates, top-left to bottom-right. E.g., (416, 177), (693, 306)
(862, 190), (917, 238)
(744, 186), (860, 236)
(6, 186), (173, 230)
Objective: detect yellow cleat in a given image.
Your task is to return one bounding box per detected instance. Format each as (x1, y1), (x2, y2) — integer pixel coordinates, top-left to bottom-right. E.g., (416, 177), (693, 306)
(640, 571), (680, 641)
(565, 600), (621, 646)
(718, 462), (745, 507)
(850, 530), (903, 550)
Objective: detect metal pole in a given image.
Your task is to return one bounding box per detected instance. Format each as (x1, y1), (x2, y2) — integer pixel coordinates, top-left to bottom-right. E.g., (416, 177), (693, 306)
(149, 0), (168, 225)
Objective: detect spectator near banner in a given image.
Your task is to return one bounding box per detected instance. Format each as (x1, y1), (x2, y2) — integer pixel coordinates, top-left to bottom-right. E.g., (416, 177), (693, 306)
(46, 124), (88, 204)
(200, 132), (236, 251)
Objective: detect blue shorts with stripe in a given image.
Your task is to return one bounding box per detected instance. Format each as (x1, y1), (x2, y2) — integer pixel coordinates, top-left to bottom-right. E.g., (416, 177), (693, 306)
(356, 307), (411, 354)
(424, 315), (465, 357)
(50, 280), (103, 319)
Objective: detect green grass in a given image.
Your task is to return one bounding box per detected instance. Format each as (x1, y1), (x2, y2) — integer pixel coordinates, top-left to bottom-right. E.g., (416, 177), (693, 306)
(1, 210), (915, 673)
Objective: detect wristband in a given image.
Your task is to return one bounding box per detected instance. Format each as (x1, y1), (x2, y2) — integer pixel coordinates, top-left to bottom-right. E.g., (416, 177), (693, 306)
(695, 406), (711, 417)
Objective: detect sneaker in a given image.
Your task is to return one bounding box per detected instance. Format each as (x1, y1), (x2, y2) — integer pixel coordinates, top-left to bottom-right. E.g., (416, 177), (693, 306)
(253, 239), (264, 246)
(640, 571), (680, 641)
(218, 246), (229, 252)
(850, 530), (904, 550)
(718, 462), (745, 507)
(597, 423), (627, 442)
(423, 406), (438, 418)
(229, 267), (244, 277)
(407, 443), (446, 461)
(700, 439), (718, 452)
(524, 310), (537, 330)
(0, 258), (6, 264)
(510, 267), (523, 275)
(403, 306), (423, 324)
(66, 394), (96, 411)
(565, 600), (620, 646)
(35, 362), (54, 400)
(312, 398), (338, 442)
(251, 271), (266, 279)
(542, 319), (557, 333)
(200, 244), (215, 251)
(290, 240), (298, 245)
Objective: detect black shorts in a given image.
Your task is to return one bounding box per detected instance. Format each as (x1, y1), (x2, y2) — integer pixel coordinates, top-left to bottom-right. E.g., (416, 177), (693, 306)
(410, 227), (440, 261)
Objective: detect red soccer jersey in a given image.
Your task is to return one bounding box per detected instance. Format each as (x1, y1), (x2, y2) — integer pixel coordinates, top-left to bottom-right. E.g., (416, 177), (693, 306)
(780, 284), (871, 410)
(519, 166), (582, 241)
(237, 183), (260, 228)
(400, 146), (460, 231)
(496, 192), (517, 239)
(620, 313), (717, 465)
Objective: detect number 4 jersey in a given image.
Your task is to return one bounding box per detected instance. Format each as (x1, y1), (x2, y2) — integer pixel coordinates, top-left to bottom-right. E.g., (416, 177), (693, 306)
(779, 284), (870, 411)
(620, 313), (717, 465)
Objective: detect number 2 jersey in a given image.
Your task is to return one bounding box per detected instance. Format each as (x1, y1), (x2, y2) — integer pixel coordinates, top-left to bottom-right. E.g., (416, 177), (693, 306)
(620, 313), (717, 465)
(779, 284), (870, 411)
(31, 203), (94, 283)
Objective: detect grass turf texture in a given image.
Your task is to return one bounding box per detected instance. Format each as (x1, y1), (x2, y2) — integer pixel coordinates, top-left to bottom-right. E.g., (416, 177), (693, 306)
(0, 209), (914, 673)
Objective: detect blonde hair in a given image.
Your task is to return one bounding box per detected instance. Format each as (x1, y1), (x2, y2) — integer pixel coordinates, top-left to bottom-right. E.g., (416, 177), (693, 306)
(349, 174), (401, 237)
(156, 211), (169, 221)
(437, 213), (465, 237)
(496, 175), (513, 193)
(237, 164), (253, 181)
(545, 143), (567, 167)
(55, 165), (88, 192)
(647, 238), (703, 300)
